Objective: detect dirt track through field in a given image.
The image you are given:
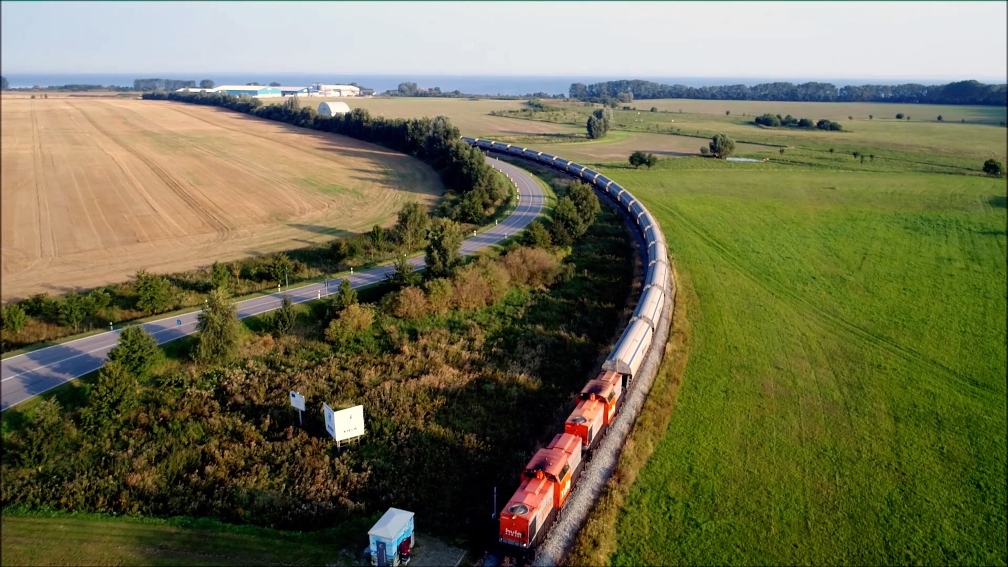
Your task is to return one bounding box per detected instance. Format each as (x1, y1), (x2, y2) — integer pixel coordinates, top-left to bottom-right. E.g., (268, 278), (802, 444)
(0, 98), (443, 301)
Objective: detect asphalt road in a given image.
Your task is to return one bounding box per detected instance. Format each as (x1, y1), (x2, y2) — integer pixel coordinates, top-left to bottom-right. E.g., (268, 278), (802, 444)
(0, 156), (544, 412)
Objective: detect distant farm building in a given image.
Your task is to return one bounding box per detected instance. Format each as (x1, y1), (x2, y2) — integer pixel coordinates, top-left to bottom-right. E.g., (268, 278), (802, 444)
(173, 82), (366, 99)
(279, 86), (309, 97)
(310, 83), (361, 97)
(215, 85), (283, 98)
(318, 101), (351, 116)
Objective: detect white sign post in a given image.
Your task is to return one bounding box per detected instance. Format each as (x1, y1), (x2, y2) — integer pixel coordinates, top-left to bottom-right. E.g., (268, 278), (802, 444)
(289, 391), (305, 426)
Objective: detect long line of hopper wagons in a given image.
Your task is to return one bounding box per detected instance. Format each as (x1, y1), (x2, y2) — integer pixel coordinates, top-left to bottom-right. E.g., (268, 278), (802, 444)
(460, 137), (672, 555)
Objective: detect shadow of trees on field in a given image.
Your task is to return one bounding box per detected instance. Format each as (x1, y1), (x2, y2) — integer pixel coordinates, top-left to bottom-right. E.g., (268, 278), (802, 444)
(989, 195), (1006, 208)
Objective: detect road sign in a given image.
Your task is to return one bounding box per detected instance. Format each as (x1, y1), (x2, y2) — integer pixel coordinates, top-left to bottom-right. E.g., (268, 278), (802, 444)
(323, 402), (336, 439)
(176, 319), (181, 326)
(289, 391), (305, 411)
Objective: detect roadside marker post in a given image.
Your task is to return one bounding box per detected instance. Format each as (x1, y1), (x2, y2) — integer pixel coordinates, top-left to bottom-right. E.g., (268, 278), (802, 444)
(289, 391), (306, 426)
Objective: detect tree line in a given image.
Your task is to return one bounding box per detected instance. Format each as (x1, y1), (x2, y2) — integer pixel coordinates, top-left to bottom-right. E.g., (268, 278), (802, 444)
(569, 79), (1008, 106)
(383, 81), (566, 100)
(134, 78), (196, 91)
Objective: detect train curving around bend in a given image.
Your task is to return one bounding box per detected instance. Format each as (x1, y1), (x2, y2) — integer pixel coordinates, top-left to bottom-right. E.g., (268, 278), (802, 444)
(461, 137), (673, 559)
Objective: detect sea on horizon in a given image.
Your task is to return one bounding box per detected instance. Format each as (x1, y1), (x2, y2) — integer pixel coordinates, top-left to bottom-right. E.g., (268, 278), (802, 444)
(0, 73), (978, 95)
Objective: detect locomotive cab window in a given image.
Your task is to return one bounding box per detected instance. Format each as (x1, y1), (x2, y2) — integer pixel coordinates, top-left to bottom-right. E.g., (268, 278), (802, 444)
(559, 463), (570, 481)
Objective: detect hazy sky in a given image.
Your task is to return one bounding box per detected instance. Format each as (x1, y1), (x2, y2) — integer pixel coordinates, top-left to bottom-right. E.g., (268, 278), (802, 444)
(2, 1), (1005, 80)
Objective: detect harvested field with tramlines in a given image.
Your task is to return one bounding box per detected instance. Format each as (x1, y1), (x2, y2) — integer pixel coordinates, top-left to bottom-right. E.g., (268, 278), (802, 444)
(0, 98), (442, 301)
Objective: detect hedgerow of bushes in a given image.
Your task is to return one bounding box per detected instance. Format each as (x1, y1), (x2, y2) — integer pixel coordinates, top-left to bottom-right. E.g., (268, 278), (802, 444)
(754, 113), (843, 131)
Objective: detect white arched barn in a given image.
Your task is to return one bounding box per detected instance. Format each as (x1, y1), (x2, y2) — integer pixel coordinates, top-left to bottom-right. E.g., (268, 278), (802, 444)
(318, 101), (351, 117)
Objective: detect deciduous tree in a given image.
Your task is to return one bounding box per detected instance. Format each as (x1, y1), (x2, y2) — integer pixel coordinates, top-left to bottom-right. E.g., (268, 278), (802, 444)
(425, 218), (463, 279)
(107, 325), (161, 379)
(195, 288), (241, 363)
(394, 202), (430, 250)
(135, 270), (172, 314)
(709, 133), (736, 159)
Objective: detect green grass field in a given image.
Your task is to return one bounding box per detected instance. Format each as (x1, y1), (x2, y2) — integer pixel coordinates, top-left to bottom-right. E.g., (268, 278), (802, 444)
(600, 157), (1006, 565)
(0, 511), (370, 566)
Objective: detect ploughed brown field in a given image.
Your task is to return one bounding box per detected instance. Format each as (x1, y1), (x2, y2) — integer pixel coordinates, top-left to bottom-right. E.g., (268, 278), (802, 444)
(0, 97), (442, 301)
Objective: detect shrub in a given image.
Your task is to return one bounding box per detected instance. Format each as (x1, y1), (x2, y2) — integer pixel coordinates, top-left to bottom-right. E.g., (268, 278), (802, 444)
(476, 257), (511, 303)
(568, 181), (601, 228)
(391, 286), (429, 320)
(650, 107), (657, 112)
(331, 278), (358, 315)
(12, 398), (71, 468)
(797, 118), (814, 128)
(135, 270), (173, 314)
(269, 253), (293, 286)
(551, 197), (584, 245)
(522, 221), (552, 248)
(502, 247), (563, 288)
(424, 278), (454, 316)
(937, 115), (943, 121)
(81, 361), (138, 430)
(325, 303), (374, 346)
(59, 293), (87, 331)
(699, 146), (710, 156)
(1, 303), (27, 334)
(983, 158), (1004, 177)
(452, 265), (492, 312)
(630, 150), (658, 168)
(896, 113), (905, 119)
(268, 296), (297, 335)
(211, 261), (230, 291)
(20, 293), (60, 319)
(816, 119), (843, 131)
(754, 113), (781, 127)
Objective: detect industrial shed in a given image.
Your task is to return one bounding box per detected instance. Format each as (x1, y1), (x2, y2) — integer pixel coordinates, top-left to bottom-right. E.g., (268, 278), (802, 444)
(215, 85), (283, 98)
(318, 101), (351, 116)
(279, 86), (309, 96)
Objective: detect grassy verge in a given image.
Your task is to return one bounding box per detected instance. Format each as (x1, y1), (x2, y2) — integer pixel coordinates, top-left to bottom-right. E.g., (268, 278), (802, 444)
(0, 508), (374, 566)
(565, 265), (691, 567)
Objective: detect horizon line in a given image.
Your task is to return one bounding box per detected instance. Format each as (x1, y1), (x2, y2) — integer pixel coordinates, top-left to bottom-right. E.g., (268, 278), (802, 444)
(3, 71), (1006, 83)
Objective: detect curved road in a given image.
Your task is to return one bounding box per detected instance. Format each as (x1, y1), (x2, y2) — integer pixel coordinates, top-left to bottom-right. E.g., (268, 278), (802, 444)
(0, 156), (544, 411)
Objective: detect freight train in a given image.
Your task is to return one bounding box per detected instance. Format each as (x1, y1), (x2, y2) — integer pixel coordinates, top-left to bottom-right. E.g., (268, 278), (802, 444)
(461, 137), (672, 559)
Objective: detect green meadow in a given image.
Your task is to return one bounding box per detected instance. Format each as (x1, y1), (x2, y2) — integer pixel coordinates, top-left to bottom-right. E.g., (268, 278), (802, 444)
(596, 156), (1005, 565)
